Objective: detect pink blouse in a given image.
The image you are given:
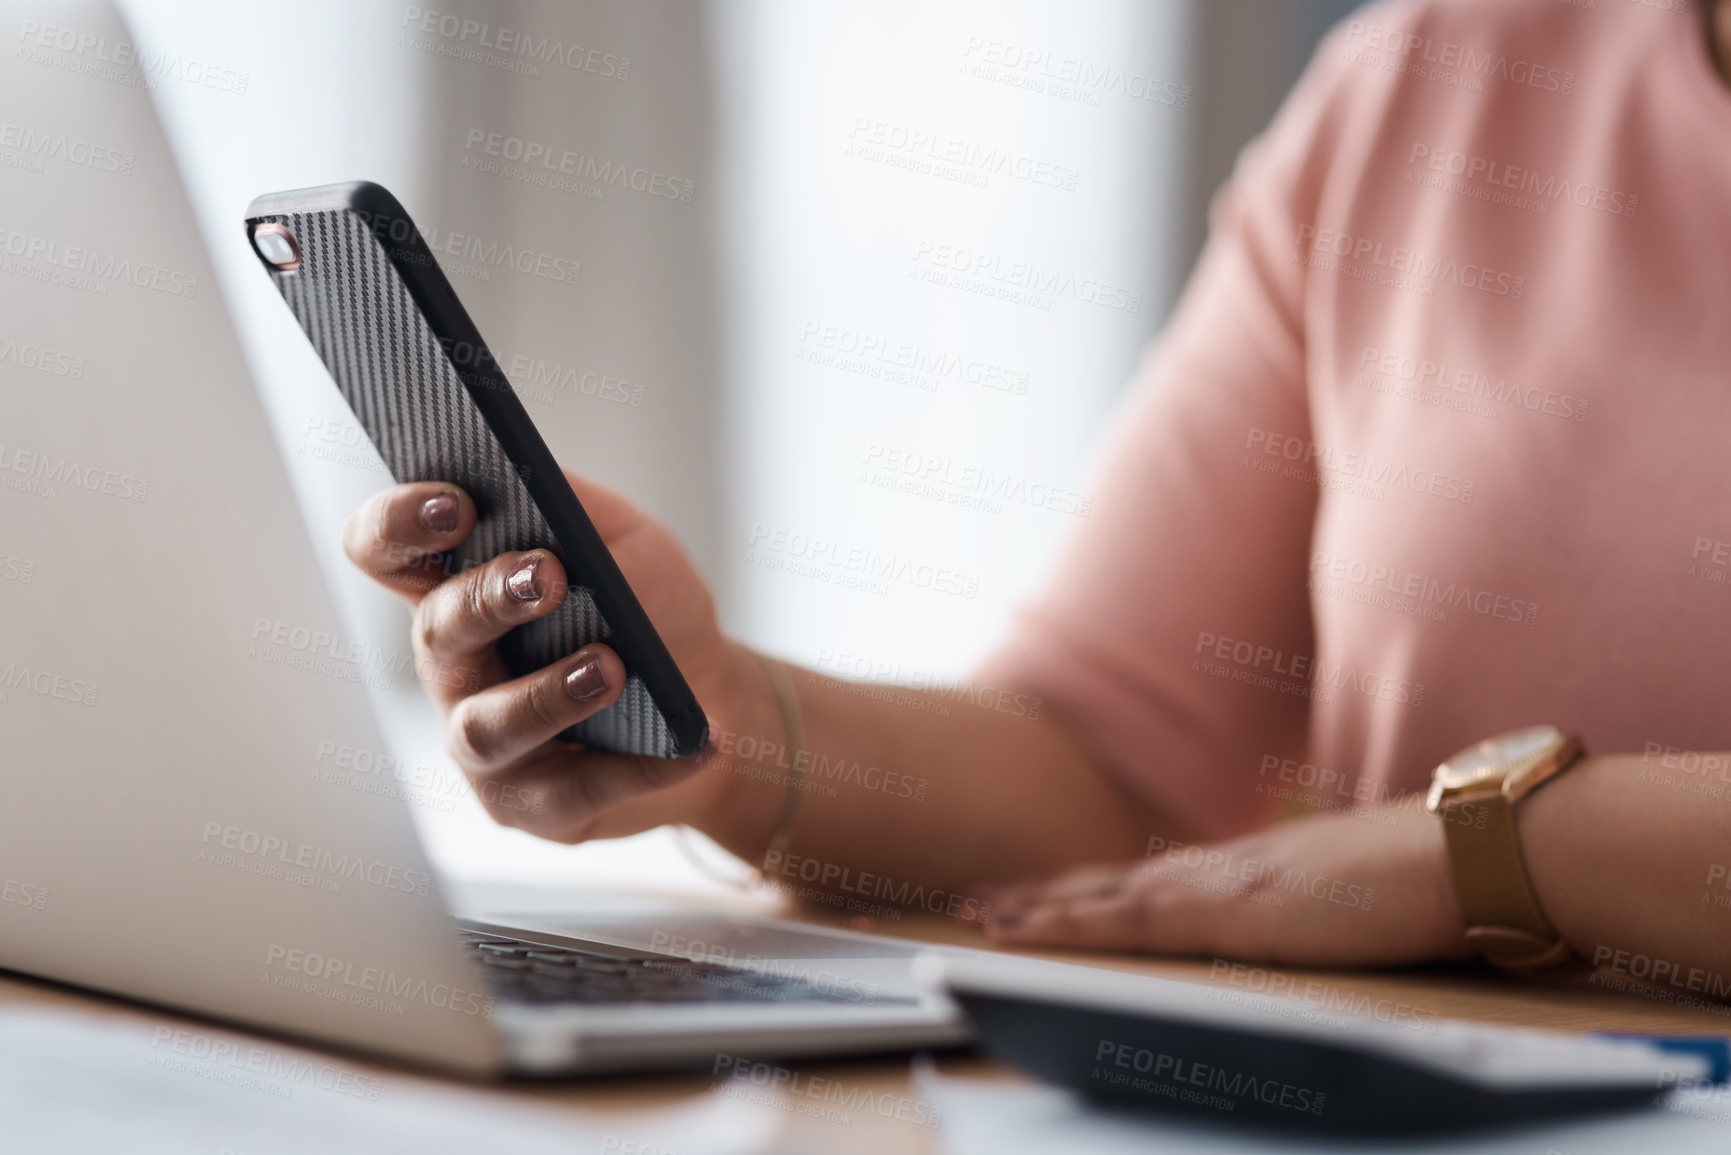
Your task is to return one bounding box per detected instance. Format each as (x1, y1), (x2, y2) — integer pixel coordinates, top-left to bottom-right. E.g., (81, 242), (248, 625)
(981, 0), (1731, 839)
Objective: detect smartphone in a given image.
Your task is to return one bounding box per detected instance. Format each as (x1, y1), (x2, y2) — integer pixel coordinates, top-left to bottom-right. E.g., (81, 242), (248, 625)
(244, 181), (707, 759)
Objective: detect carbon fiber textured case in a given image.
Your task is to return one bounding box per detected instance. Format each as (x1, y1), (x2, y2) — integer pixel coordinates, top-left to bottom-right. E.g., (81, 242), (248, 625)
(258, 203), (684, 758)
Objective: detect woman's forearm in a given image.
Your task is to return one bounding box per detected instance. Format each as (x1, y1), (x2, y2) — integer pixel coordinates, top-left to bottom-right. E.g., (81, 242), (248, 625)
(696, 645), (1180, 905)
(690, 646), (1731, 986)
(1521, 750), (1731, 987)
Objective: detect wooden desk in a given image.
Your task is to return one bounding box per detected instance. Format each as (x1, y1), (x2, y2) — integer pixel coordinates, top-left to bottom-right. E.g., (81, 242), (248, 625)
(6, 901), (1727, 1153)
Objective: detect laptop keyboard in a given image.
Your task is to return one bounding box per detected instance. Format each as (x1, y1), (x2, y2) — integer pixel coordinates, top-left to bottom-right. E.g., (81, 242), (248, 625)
(459, 929), (893, 1007)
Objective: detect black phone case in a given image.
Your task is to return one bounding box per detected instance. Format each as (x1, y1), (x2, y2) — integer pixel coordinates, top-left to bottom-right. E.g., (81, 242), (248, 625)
(245, 181), (706, 759)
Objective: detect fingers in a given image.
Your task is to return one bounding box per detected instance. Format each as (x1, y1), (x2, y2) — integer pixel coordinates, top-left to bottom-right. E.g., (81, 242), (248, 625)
(412, 547), (570, 673)
(340, 469), (719, 845)
(991, 863), (1127, 913)
(987, 864), (1140, 945)
(443, 637), (710, 837)
(984, 858), (1261, 956)
(984, 861), (1222, 954)
(342, 483), (477, 601)
(992, 888), (1156, 952)
(446, 643), (628, 775)
(471, 744), (705, 841)
(405, 548), (573, 709)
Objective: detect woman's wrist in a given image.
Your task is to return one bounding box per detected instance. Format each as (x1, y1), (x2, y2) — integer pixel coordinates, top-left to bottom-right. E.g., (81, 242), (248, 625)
(688, 641), (807, 862)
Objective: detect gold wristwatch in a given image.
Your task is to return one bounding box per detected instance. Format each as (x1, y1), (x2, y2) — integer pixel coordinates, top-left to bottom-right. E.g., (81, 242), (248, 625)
(1425, 725), (1585, 971)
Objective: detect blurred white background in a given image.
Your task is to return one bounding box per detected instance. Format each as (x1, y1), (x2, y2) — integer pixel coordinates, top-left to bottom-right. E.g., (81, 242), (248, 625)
(117, 0), (1359, 894)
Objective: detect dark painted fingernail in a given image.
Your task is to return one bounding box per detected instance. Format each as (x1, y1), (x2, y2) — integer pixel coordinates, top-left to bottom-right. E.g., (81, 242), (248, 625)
(992, 910), (1023, 930)
(507, 556), (543, 602)
(419, 493), (458, 533)
(565, 653), (609, 701)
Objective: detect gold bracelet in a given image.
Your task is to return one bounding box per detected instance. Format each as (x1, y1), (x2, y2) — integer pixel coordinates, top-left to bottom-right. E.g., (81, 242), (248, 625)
(752, 650), (806, 875)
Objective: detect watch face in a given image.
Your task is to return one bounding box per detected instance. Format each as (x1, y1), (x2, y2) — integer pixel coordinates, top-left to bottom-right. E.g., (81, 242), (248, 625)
(1436, 725), (1561, 790)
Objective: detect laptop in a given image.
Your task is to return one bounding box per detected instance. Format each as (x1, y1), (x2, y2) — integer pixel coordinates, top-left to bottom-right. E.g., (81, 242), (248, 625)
(0, 0), (965, 1076)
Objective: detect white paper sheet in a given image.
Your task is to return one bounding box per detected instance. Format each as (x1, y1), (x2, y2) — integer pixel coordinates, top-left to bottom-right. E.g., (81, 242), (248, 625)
(0, 1007), (783, 1155)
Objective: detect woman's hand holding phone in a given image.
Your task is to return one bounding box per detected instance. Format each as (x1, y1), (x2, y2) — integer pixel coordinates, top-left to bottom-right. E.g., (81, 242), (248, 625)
(342, 468), (777, 846)
(341, 465), (1183, 935)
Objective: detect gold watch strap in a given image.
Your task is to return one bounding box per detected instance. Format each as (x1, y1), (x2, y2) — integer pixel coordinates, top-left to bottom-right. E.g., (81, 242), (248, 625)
(1437, 791), (1572, 970)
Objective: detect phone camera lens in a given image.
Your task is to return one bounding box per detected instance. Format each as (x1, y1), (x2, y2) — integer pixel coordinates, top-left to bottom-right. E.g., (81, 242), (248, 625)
(251, 222), (301, 271)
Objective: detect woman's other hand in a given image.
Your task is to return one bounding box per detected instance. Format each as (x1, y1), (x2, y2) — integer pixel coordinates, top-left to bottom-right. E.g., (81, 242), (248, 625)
(982, 802), (1471, 968)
